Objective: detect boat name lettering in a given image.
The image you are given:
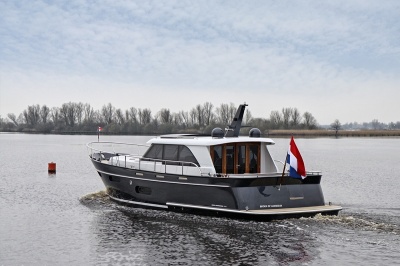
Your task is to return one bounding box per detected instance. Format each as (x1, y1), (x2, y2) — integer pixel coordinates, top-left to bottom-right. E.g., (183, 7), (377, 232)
(211, 204), (227, 208)
(260, 204), (282, 208)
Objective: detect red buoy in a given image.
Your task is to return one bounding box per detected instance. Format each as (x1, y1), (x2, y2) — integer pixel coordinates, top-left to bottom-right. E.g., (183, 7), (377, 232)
(48, 162), (56, 173)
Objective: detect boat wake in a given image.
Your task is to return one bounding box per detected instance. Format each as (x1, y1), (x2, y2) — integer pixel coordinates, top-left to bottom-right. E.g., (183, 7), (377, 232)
(79, 190), (112, 209)
(299, 213), (399, 235)
(79, 191), (398, 238)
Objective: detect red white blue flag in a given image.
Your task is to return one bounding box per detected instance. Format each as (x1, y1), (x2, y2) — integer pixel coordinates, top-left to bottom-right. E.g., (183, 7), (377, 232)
(286, 136), (306, 179)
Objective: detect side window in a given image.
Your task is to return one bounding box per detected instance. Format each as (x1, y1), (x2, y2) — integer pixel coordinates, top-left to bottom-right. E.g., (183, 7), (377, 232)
(212, 145), (223, 173)
(249, 145), (259, 173)
(178, 146), (199, 166)
(144, 144), (198, 166)
(143, 144), (163, 159)
(163, 145), (179, 161)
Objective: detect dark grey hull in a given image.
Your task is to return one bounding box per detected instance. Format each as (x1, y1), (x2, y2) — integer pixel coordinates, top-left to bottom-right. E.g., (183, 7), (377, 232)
(91, 159), (341, 220)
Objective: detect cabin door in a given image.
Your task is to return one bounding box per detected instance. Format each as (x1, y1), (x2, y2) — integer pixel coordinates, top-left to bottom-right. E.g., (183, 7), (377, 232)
(237, 144), (246, 174)
(211, 143), (260, 175)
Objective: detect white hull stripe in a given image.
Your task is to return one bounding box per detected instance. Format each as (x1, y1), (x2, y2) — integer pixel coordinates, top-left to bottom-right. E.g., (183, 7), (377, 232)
(97, 169), (230, 188)
(166, 202), (342, 215)
(109, 194), (168, 209)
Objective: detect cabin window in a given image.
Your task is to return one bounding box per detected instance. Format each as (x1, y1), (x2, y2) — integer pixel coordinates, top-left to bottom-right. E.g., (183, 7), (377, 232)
(178, 146), (199, 166)
(163, 145), (179, 161)
(211, 143), (261, 174)
(144, 144), (163, 159)
(144, 144), (199, 166)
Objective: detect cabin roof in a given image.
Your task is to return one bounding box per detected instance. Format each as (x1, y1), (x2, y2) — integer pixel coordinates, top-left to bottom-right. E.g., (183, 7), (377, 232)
(147, 136), (275, 146)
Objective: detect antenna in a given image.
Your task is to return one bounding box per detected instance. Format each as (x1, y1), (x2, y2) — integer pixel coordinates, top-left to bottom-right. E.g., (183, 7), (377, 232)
(224, 103), (248, 137)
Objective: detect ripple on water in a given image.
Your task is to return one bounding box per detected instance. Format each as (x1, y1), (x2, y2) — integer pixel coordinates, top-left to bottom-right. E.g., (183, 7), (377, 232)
(79, 191), (325, 265)
(78, 191), (400, 265)
(298, 212), (399, 235)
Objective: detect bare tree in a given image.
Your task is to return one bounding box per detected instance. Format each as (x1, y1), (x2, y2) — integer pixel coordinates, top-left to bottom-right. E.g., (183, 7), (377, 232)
(115, 108), (125, 125)
(216, 103), (229, 125)
(66, 103), (77, 127)
(59, 104), (69, 126)
(83, 103), (95, 123)
(203, 102), (214, 126)
(179, 110), (190, 128)
(303, 112), (317, 129)
(228, 103), (236, 122)
(75, 102), (84, 125)
(189, 108), (197, 127)
(159, 108), (172, 124)
(216, 103), (227, 125)
(331, 119), (341, 137)
(243, 109), (253, 126)
(40, 105), (50, 124)
(195, 104), (204, 127)
(215, 103), (236, 126)
(172, 112), (181, 126)
(282, 107), (292, 129)
(127, 107), (138, 124)
(270, 111), (282, 129)
(290, 108), (301, 128)
(23, 104), (41, 126)
(143, 109), (152, 125)
(51, 107), (61, 126)
(7, 113), (19, 126)
(138, 108), (152, 125)
(93, 110), (103, 124)
(101, 103), (115, 125)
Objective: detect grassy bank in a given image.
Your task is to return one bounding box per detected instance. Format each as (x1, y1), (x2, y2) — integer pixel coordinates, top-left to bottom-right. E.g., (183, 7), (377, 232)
(265, 129), (400, 137)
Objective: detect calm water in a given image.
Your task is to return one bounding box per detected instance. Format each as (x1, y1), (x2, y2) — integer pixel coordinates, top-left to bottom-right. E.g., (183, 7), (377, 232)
(0, 134), (399, 265)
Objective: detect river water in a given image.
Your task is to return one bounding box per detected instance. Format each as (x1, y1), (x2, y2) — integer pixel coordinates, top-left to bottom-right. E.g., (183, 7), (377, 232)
(0, 134), (399, 265)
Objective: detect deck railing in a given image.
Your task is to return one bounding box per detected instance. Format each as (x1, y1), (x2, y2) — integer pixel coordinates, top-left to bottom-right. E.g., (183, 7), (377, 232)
(273, 159), (321, 176)
(86, 141), (204, 176)
(87, 141), (149, 157)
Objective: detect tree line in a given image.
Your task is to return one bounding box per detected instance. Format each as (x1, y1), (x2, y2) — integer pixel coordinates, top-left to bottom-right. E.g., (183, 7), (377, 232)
(1, 102), (320, 134)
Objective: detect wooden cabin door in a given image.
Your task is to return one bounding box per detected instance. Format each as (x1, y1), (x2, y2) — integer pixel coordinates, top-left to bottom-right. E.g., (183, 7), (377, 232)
(211, 143), (260, 175)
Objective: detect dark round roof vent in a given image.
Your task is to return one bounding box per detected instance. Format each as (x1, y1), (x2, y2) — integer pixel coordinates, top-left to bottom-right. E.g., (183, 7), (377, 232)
(211, 127), (224, 138)
(249, 128), (261, 138)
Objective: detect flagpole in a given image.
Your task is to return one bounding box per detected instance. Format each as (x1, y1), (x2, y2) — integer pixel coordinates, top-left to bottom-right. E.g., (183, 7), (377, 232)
(278, 153), (289, 190)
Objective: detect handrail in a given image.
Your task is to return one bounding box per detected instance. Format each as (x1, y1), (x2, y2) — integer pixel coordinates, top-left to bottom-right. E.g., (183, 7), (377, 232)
(273, 159), (285, 166)
(138, 157), (203, 175)
(87, 141), (149, 156)
(273, 159), (321, 175)
(86, 141), (204, 176)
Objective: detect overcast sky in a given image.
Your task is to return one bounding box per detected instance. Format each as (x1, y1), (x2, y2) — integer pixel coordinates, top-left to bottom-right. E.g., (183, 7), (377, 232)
(1, 0), (399, 125)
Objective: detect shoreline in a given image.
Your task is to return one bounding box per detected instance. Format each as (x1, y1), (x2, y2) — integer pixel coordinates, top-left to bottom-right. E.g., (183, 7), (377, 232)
(1, 129), (400, 137)
(265, 129), (400, 137)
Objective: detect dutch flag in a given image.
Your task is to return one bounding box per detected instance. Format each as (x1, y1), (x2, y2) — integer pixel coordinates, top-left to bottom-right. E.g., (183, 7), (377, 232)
(286, 136), (306, 179)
